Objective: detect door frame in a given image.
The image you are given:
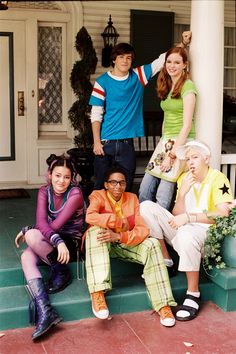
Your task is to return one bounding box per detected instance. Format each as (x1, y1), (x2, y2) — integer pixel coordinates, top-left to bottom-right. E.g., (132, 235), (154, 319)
(0, 31), (15, 161)
(0, 3), (82, 187)
(0, 20), (27, 184)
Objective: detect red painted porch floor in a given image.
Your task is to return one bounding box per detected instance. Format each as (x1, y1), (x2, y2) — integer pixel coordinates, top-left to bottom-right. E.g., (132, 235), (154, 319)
(1, 301), (236, 354)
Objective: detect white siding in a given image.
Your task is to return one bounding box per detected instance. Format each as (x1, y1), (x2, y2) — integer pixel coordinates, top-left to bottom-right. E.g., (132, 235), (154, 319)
(81, 0), (191, 78)
(80, 0), (235, 79)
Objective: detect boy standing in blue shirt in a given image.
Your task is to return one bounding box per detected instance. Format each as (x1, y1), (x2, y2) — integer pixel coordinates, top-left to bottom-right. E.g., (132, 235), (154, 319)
(89, 32), (191, 190)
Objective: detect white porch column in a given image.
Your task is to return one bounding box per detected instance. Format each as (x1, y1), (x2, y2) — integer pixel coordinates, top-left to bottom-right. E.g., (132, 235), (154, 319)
(190, 0), (224, 169)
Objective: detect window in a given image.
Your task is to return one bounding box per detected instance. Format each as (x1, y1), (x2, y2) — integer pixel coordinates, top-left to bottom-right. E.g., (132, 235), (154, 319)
(224, 27), (236, 98)
(38, 23), (67, 133)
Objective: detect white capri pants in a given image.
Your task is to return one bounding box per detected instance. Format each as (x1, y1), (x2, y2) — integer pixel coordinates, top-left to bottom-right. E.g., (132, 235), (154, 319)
(140, 201), (208, 272)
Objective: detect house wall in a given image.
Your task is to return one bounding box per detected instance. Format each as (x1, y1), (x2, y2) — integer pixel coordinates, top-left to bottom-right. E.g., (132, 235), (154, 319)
(78, 0), (235, 183)
(79, 0), (235, 81)
(0, 1), (235, 187)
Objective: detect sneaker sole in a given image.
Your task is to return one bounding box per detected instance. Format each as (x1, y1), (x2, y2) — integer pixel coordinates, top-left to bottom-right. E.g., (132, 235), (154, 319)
(92, 306), (109, 320)
(160, 318), (176, 327)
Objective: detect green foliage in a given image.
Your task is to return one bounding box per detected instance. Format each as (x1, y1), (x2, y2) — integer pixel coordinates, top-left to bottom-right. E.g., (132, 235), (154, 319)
(68, 27), (98, 151)
(204, 207), (236, 270)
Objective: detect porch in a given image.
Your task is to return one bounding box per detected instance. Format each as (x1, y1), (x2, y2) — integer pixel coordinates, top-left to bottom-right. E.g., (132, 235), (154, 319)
(0, 188), (236, 334)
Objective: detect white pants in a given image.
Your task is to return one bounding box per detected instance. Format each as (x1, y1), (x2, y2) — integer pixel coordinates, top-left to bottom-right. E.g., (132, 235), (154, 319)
(140, 201), (208, 272)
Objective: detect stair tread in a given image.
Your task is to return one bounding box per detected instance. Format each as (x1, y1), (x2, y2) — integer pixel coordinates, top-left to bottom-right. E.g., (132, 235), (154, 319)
(0, 285), (28, 311)
(0, 271), (212, 311)
(0, 272), (215, 330)
(206, 267), (236, 289)
(0, 276), (146, 310)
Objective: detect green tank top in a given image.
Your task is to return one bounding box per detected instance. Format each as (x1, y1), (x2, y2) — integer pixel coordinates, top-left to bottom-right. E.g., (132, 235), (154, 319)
(160, 79), (197, 139)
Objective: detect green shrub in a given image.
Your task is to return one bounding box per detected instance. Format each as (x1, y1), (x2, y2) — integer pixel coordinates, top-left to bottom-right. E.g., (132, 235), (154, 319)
(204, 207), (236, 270)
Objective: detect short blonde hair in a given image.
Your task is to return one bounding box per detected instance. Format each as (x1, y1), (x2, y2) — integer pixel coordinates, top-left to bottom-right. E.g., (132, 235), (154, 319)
(176, 140), (211, 160)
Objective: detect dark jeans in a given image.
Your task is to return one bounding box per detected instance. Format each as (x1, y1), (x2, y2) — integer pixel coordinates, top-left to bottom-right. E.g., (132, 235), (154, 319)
(94, 139), (136, 191)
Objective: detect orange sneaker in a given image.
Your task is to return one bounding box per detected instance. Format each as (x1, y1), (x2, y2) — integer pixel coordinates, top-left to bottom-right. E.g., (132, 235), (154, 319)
(91, 291), (109, 319)
(158, 305), (175, 327)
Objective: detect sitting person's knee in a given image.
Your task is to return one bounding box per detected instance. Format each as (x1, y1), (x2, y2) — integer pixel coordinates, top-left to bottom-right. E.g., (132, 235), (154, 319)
(24, 229), (41, 245)
(86, 225), (107, 248)
(140, 200), (155, 213)
(145, 237), (162, 252)
(173, 231), (196, 253)
(86, 225), (103, 237)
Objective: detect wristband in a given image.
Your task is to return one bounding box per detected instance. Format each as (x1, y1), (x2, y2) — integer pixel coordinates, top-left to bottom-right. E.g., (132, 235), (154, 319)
(21, 225), (34, 235)
(50, 233), (64, 247)
(186, 213), (190, 223)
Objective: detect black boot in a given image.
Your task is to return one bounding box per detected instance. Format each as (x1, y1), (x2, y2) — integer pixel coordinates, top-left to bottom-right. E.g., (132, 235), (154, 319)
(46, 249), (72, 294)
(28, 278), (62, 340)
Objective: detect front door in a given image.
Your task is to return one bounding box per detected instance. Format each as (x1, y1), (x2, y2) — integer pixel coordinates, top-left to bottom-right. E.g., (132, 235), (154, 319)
(0, 20), (27, 184)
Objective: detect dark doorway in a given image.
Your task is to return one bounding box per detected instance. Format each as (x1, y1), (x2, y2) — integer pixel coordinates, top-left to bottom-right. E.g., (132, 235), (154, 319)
(130, 10), (174, 134)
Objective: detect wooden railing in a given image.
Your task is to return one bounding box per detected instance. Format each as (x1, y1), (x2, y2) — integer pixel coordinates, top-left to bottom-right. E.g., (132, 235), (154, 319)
(134, 141), (236, 196)
(221, 154), (236, 197)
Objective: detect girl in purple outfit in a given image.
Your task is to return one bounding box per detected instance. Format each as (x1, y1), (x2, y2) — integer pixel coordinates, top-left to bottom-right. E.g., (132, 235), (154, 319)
(15, 154), (86, 340)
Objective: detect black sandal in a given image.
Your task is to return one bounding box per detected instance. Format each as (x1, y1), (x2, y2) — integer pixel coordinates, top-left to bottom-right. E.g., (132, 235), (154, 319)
(175, 294), (201, 321)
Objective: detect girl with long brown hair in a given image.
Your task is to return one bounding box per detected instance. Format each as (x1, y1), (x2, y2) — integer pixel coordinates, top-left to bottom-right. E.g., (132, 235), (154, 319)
(139, 46), (197, 270)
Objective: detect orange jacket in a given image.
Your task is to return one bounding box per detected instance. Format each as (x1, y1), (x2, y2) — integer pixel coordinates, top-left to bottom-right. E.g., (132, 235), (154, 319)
(86, 190), (150, 246)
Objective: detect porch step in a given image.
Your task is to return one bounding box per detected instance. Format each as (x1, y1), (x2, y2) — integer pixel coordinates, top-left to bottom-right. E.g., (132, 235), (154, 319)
(206, 267), (236, 311)
(1, 189), (236, 331)
(0, 261), (214, 331)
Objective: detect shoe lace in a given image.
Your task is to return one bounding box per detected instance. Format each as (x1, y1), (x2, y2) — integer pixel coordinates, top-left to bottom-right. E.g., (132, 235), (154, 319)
(160, 306), (173, 319)
(92, 292), (106, 310)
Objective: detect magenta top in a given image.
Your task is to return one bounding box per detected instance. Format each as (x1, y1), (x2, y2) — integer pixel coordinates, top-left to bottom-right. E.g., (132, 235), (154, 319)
(34, 185), (85, 242)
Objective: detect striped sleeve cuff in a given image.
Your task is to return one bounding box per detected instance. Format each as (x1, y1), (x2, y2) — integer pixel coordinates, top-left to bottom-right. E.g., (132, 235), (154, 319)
(50, 233), (64, 247)
(21, 225), (34, 235)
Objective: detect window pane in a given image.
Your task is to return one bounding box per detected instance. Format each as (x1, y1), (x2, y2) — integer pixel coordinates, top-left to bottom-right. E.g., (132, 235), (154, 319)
(224, 27), (236, 98)
(38, 26), (62, 124)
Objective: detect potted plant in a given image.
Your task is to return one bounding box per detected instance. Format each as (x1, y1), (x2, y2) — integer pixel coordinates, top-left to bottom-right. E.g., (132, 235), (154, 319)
(204, 206), (236, 270)
(67, 27), (98, 193)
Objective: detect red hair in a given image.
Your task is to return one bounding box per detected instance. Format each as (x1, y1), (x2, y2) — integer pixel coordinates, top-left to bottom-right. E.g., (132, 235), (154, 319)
(157, 47), (190, 100)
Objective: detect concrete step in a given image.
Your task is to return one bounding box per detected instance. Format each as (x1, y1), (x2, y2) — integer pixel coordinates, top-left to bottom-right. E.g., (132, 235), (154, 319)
(0, 260), (215, 331)
(1, 189), (236, 332)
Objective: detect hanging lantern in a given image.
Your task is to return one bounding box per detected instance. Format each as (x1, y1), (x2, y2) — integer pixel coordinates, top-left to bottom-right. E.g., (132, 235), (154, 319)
(101, 15), (119, 67)
(0, 1), (8, 10)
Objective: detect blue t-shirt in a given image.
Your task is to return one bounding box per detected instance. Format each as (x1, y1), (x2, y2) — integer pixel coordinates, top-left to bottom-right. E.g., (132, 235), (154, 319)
(89, 64), (153, 140)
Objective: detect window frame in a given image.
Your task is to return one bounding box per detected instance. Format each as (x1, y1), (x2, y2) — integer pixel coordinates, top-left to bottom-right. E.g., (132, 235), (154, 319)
(38, 21), (67, 134)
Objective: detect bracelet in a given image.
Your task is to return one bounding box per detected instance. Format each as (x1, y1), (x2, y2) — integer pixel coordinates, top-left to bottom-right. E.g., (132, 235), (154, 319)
(186, 212), (190, 223)
(189, 213), (197, 223)
(168, 152), (176, 160)
(186, 213), (198, 223)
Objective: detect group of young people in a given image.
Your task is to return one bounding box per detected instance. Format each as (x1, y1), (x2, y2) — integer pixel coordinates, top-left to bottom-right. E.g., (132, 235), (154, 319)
(15, 31), (234, 341)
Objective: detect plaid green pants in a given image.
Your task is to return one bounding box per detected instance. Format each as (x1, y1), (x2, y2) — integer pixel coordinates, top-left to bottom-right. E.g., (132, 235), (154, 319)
(86, 226), (176, 312)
